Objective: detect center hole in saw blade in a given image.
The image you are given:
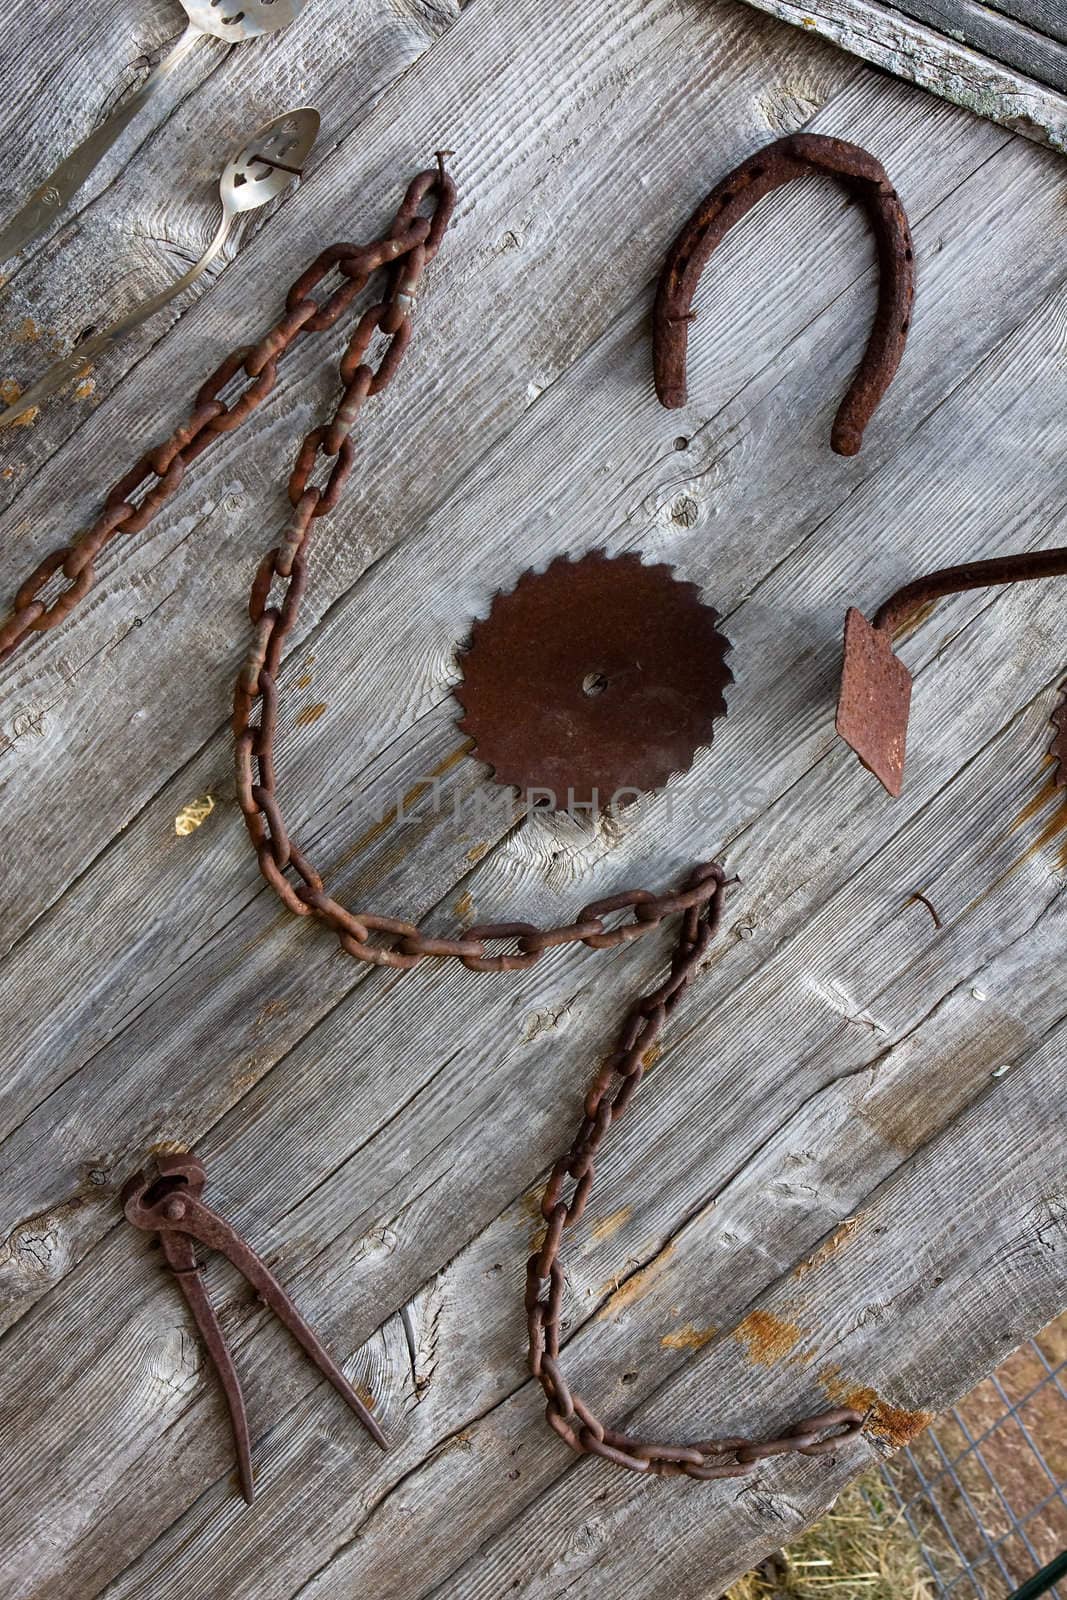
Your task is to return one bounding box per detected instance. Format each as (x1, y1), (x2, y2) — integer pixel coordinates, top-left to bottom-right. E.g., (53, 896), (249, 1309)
(581, 671), (609, 697)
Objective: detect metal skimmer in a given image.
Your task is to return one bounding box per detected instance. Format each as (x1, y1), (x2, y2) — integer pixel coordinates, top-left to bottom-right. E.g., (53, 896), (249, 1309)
(0, 159), (866, 1483)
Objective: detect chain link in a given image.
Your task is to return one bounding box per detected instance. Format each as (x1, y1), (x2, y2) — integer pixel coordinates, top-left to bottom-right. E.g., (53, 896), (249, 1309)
(525, 861), (866, 1475)
(0, 156), (866, 1478)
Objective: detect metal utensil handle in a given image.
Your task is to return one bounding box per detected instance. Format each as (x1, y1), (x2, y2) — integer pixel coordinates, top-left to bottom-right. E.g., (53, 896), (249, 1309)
(0, 24), (201, 264)
(0, 215), (230, 423)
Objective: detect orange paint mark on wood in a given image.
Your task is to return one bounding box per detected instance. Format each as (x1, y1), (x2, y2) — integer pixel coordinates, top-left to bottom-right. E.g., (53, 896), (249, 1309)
(296, 673), (313, 689)
(733, 1309), (804, 1366)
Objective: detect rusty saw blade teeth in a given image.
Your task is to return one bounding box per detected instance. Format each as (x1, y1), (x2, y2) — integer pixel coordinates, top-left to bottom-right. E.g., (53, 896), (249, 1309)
(1052, 684), (1067, 787)
(454, 549), (732, 811)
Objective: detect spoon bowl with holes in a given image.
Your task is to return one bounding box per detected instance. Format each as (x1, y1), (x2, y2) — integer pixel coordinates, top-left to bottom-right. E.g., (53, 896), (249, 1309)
(0, 0), (308, 265)
(0, 108), (319, 429)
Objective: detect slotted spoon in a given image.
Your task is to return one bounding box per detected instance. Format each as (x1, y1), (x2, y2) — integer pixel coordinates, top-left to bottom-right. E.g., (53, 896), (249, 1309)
(0, 0), (307, 264)
(0, 107), (319, 429)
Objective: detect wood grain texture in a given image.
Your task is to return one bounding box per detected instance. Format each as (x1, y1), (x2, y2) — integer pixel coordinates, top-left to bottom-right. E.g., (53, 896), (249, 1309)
(735, 0), (1067, 149)
(988, 0), (1067, 47)
(890, 0), (1067, 92)
(0, 0), (1065, 1595)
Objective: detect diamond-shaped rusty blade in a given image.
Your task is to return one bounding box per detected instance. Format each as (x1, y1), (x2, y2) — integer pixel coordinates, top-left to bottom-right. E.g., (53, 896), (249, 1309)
(455, 550), (732, 810)
(835, 607), (912, 797)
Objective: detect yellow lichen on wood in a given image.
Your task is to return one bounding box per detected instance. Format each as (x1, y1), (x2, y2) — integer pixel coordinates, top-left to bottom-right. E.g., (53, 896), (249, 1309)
(174, 795), (215, 836)
(296, 702), (328, 726)
(599, 1243), (676, 1315)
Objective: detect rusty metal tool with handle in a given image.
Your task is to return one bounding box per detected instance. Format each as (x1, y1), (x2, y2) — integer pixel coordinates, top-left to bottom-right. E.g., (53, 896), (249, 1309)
(0, 0), (307, 266)
(123, 1150), (387, 1503)
(836, 546), (1067, 796)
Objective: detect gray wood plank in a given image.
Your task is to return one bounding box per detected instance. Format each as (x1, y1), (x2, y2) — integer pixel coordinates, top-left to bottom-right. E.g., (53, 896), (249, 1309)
(23, 820), (1067, 1600)
(2, 116), (1067, 1595)
(888, 0), (1067, 91)
(987, 0), (1067, 46)
(0, 0), (854, 952)
(420, 1024), (1066, 1600)
(0, 65), (1037, 1323)
(735, 0), (1067, 148)
(0, 0), (460, 482)
(1, 0), (1066, 1594)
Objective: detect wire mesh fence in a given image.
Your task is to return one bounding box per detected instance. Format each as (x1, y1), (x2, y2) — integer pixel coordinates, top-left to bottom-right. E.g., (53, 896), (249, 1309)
(871, 1314), (1067, 1600)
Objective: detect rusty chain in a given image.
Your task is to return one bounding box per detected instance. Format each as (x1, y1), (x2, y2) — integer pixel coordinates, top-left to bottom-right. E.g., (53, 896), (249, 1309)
(527, 860), (864, 1476)
(0, 157), (865, 1477)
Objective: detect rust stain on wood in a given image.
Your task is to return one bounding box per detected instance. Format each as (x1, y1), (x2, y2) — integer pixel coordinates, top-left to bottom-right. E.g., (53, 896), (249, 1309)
(0, 379), (36, 426)
(794, 1216), (864, 1278)
(296, 673), (313, 689)
(466, 841), (490, 863)
(733, 1309), (804, 1365)
(661, 1321), (716, 1350)
(818, 1364), (933, 1447)
(332, 745), (474, 873)
(230, 1058), (261, 1095)
(598, 1243), (677, 1315)
(978, 777), (1067, 892)
(296, 702), (328, 727)
(589, 1206), (633, 1243)
(255, 998), (289, 1030)
(14, 318), (41, 344)
(454, 890), (474, 920)
(1006, 772), (1061, 835)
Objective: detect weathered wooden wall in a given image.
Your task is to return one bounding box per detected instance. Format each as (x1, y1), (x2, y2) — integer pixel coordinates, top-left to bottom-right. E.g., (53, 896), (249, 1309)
(737, 0), (1067, 151)
(0, 0), (1064, 1596)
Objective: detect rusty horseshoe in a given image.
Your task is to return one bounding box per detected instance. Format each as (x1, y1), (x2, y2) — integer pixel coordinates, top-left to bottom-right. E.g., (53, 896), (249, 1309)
(653, 133), (915, 455)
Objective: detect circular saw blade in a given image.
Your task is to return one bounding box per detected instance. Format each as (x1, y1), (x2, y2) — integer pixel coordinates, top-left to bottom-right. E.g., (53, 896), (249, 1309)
(455, 550), (732, 809)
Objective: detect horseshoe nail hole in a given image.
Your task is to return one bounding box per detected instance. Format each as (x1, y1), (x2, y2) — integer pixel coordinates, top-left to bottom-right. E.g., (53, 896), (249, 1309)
(749, 164), (764, 178)
(905, 247), (913, 261)
(673, 435), (689, 451)
(582, 671), (609, 697)
(901, 318), (910, 332)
